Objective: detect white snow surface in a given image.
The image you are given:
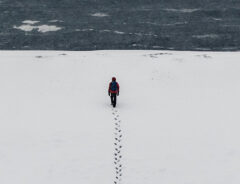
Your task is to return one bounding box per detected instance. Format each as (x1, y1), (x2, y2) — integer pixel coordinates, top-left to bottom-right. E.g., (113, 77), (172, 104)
(0, 50), (240, 184)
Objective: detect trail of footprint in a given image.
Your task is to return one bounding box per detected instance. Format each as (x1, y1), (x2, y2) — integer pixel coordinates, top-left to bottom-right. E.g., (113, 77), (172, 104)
(112, 108), (123, 184)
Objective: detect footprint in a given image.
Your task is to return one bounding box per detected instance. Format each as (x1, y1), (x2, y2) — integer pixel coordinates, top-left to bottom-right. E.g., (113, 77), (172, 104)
(112, 108), (123, 183)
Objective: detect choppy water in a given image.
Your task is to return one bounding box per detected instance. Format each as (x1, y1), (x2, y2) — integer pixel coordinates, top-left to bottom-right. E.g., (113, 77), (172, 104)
(1, 0), (240, 51)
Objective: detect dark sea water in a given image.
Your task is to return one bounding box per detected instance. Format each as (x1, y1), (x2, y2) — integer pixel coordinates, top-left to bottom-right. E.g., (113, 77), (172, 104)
(1, 0), (240, 51)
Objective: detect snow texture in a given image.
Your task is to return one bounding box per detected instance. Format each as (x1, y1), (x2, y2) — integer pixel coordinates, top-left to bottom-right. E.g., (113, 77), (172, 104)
(0, 51), (240, 184)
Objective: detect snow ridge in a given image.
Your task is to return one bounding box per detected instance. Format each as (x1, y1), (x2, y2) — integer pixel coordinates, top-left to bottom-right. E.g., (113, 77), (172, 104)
(112, 108), (123, 184)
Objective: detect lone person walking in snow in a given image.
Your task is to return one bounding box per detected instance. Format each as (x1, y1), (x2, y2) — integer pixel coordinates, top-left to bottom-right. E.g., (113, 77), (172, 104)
(108, 77), (120, 108)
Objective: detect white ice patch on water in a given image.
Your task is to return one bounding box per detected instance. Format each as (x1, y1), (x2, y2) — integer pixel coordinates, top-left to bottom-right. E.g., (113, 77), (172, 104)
(99, 29), (111, 32)
(22, 20), (40, 25)
(222, 24), (240, 28)
(163, 22), (188, 26)
(164, 8), (200, 13)
(129, 32), (158, 37)
(75, 28), (94, 32)
(91, 13), (109, 17)
(13, 25), (35, 32)
(48, 20), (64, 23)
(140, 21), (188, 26)
(152, 46), (163, 49)
(37, 25), (62, 33)
(132, 43), (143, 47)
(14, 24), (62, 33)
(212, 18), (222, 21)
(113, 31), (125, 34)
(192, 34), (219, 39)
(74, 28), (157, 38)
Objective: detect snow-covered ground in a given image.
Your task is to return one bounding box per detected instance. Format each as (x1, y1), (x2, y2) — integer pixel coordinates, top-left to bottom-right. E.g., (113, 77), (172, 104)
(0, 50), (240, 184)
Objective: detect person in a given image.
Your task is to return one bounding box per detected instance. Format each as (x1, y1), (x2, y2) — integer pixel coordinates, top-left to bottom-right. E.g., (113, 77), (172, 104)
(108, 77), (120, 107)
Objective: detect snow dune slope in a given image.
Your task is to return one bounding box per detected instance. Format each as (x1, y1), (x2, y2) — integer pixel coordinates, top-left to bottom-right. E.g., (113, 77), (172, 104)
(0, 51), (240, 184)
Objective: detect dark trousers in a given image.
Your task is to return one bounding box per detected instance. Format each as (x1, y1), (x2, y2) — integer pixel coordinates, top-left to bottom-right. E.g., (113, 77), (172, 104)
(110, 93), (117, 107)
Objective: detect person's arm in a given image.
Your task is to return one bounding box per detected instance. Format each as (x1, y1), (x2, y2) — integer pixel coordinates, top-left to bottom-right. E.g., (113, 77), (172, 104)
(117, 83), (120, 95)
(108, 83), (111, 96)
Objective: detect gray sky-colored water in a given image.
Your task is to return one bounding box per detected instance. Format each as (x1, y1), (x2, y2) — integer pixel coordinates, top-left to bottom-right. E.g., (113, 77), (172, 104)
(1, 0), (240, 50)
